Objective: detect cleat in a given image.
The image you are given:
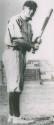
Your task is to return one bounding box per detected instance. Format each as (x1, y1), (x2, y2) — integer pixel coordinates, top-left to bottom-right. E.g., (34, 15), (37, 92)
(8, 114), (13, 123)
(13, 116), (34, 124)
(50, 116), (54, 122)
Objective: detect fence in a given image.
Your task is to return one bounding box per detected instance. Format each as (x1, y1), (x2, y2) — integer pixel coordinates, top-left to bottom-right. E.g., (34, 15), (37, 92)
(0, 61), (3, 85)
(0, 60), (41, 86)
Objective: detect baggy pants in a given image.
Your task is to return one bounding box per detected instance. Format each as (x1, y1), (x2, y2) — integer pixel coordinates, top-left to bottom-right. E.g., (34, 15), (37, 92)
(2, 49), (26, 116)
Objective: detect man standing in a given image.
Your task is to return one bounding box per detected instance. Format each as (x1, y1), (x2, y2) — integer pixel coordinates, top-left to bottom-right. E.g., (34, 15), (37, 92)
(3, 1), (41, 124)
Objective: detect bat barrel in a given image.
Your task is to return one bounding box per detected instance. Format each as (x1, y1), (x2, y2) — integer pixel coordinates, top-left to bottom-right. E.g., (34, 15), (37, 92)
(41, 8), (53, 38)
(49, 8), (53, 18)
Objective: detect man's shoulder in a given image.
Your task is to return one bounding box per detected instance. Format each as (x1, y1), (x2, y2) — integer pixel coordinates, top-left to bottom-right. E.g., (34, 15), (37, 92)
(8, 14), (20, 24)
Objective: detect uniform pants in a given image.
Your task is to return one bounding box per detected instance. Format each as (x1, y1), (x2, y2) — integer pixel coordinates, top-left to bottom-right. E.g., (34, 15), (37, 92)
(9, 92), (20, 117)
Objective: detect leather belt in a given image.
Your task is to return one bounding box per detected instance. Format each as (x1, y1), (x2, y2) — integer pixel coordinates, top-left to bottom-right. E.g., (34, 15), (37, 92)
(6, 45), (15, 50)
(6, 45), (22, 51)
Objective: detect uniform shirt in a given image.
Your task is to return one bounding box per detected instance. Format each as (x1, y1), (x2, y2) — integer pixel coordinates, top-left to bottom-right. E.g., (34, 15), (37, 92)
(3, 14), (33, 92)
(4, 14), (33, 47)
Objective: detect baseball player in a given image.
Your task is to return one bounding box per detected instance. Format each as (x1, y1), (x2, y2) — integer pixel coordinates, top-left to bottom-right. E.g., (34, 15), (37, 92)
(2, 1), (41, 124)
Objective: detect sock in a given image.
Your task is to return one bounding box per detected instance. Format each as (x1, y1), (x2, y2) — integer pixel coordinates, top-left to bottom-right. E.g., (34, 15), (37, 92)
(9, 92), (14, 116)
(13, 92), (20, 117)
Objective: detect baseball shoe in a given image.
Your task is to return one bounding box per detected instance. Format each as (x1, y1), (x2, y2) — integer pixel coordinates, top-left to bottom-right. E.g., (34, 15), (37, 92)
(50, 116), (54, 122)
(13, 116), (34, 124)
(8, 114), (13, 123)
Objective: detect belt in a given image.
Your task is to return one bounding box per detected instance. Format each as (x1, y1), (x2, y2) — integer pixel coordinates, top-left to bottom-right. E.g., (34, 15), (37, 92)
(6, 45), (15, 50)
(7, 45), (14, 48)
(6, 45), (22, 51)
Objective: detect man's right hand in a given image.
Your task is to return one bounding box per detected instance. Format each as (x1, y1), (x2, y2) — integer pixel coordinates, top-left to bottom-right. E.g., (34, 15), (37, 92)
(34, 36), (42, 44)
(32, 42), (40, 53)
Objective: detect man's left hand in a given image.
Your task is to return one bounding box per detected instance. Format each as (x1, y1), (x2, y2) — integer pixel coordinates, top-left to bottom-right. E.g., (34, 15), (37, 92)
(34, 36), (42, 44)
(34, 43), (39, 50)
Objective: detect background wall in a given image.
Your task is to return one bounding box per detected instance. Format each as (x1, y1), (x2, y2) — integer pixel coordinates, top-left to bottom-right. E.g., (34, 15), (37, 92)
(0, 0), (26, 58)
(0, 0), (54, 66)
(26, 0), (54, 66)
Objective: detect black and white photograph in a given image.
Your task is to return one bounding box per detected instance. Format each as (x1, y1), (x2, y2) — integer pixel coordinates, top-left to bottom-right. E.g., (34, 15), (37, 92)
(0, 0), (54, 124)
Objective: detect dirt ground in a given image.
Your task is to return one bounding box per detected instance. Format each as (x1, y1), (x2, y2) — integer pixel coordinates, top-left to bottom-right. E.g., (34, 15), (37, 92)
(0, 114), (54, 125)
(0, 85), (54, 125)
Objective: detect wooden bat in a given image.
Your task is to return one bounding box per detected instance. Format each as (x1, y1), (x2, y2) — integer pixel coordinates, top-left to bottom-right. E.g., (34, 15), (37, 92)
(40, 8), (53, 38)
(32, 8), (53, 53)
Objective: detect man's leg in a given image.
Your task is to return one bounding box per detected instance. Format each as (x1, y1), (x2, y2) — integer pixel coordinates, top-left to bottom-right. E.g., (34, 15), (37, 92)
(13, 92), (20, 117)
(8, 92), (14, 122)
(12, 92), (34, 124)
(9, 92), (14, 116)
(12, 92), (21, 124)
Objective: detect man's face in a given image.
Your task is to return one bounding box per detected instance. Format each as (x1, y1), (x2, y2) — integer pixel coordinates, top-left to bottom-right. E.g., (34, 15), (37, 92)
(23, 6), (33, 21)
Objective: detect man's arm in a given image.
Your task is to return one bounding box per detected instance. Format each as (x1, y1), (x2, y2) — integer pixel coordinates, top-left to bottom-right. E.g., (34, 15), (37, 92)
(12, 37), (33, 51)
(8, 18), (40, 52)
(8, 18), (23, 42)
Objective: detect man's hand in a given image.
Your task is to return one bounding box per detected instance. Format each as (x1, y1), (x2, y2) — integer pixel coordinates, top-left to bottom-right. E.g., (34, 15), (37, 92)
(34, 36), (42, 44)
(32, 43), (40, 53)
(34, 43), (39, 50)
(32, 37), (42, 53)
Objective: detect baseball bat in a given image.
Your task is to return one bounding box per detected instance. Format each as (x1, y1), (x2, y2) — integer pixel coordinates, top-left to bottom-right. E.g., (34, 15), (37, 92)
(32, 8), (53, 53)
(40, 8), (53, 38)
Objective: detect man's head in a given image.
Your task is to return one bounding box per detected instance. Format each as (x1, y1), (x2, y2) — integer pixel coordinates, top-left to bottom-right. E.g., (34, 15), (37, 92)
(23, 1), (38, 21)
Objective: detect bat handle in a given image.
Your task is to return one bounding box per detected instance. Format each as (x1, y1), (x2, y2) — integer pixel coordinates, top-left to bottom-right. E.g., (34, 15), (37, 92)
(39, 30), (43, 38)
